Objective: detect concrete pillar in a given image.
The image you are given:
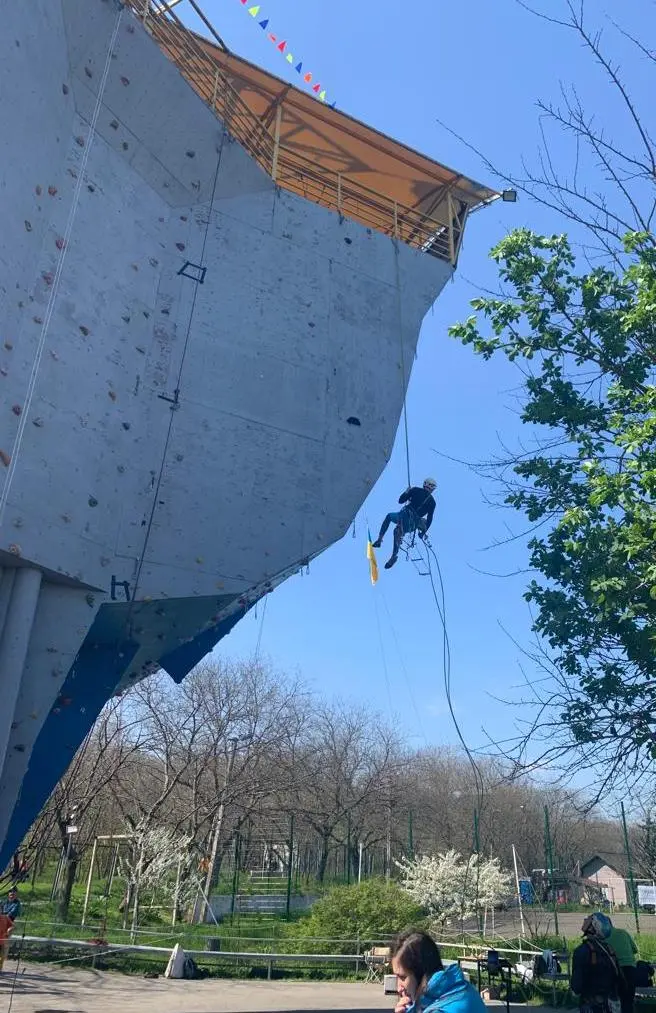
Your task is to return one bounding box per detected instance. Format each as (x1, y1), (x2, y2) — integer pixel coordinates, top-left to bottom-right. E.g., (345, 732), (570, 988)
(0, 567), (42, 775)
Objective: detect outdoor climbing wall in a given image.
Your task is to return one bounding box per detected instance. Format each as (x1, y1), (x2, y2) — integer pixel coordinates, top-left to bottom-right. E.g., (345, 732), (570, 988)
(0, 0), (453, 866)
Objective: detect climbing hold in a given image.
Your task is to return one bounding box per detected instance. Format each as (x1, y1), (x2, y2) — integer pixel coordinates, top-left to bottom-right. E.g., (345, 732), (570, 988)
(127, 23), (135, 33)
(122, 421), (131, 430)
(121, 315), (130, 323)
(149, 257), (159, 267)
(61, 513), (71, 523)
(108, 390), (117, 401)
(122, 141), (129, 151)
(185, 150), (196, 158)
(35, 184), (42, 196)
(88, 496), (98, 507)
(62, 83), (69, 95)
(0, 450), (11, 467)
(42, 272), (54, 286)
(175, 242), (185, 251)
(79, 325), (89, 336)
(85, 593), (95, 606)
(8, 544), (21, 556)
(87, 184), (95, 193)
(13, 745), (25, 753)
(120, 76), (130, 86)
(50, 350), (59, 360)
(11, 405), (21, 416)
(30, 712), (38, 720)
(67, 169), (77, 178)
(346, 416), (361, 426)
(24, 220), (32, 232)
(131, 263), (139, 271)
(84, 66), (93, 78)
(0, 369), (7, 377)
(180, 215), (188, 222)
(196, 556), (203, 564)
(110, 119), (119, 130)
(75, 135), (85, 147)
(33, 315), (43, 324)
(55, 237), (65, 250)
(32, 417), (44, 427)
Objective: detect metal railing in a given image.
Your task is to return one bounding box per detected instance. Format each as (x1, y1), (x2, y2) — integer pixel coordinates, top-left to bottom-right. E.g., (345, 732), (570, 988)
(122, 0), (465, 264)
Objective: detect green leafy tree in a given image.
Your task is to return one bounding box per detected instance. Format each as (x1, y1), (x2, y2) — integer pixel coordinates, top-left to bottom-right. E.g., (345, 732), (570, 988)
(450, 229), (656, 795)
(282, 878), (425, 953)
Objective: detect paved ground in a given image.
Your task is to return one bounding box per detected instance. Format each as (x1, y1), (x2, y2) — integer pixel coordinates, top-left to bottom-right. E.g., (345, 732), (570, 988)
(0, 964), (556, 1013)
(477, 910), (651, 939)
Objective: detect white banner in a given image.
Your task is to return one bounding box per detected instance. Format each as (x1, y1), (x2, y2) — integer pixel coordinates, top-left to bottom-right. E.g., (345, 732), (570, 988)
(637, 885), (656, 906)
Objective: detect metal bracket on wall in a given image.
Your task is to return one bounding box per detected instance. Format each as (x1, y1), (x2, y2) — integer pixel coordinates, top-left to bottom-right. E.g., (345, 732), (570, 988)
(178, 261), (207, 284)
(157, 388), (181, 410)
(111, 576), (131, 602)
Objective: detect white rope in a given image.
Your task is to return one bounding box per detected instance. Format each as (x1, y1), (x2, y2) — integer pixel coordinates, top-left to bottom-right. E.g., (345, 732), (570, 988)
(0, 6), (124, 527)
(393, 241), (411, 489)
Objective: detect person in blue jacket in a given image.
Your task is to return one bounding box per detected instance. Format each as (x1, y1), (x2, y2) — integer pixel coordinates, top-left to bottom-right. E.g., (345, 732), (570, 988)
(392, 931), (486, 1013)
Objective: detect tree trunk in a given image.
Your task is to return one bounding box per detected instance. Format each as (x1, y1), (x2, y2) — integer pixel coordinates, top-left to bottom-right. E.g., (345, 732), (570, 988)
(55, 848), (78, 922)
(317, 835), (330, 882)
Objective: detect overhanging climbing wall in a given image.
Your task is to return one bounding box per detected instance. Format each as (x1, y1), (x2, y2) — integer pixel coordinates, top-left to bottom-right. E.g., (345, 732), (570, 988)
(0, 0), (459, 866)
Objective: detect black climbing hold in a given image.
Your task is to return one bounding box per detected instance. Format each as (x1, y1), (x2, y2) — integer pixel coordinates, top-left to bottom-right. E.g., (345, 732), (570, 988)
(88, 496), (98, 507)
(346, 416), (361, 426)
(122, 422), (131, 430)
(344, 237), (352, 245)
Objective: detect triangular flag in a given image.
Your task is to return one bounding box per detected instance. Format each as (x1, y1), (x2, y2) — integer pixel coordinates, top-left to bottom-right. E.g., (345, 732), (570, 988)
(295, 62), (303, 73)
(286, 53), (293, 63)
(247, 5), (260, 15)
(312, 83), (321, 93)
(259, 18), (269, 28)
(319, 90), (326, 102)
(268, 33), (277, 41)
(277, 40), (286, 52)
(329, 102), (337, 109)
(240, 0), (247, 4)
(304, 72), (312, 82)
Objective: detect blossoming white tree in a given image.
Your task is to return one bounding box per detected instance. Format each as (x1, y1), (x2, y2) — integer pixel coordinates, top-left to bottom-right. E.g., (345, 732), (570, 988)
(397, 849), (513, 931)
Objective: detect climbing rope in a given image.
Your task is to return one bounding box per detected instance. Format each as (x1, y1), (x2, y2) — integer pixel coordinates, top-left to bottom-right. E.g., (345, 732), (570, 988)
(0, 6), (124, 528)
(393, 242), (412, 489)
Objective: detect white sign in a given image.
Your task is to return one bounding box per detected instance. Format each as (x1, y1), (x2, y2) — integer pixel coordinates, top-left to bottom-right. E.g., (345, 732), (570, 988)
(66, 825), (79, 835)
(637, 885), (656, 906)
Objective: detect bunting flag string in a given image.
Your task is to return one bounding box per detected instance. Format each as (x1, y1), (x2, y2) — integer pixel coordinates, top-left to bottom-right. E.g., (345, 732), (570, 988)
(238, 0), (334, 106)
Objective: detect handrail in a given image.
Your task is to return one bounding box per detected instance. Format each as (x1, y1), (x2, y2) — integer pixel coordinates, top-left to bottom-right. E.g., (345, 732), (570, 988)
(121, 0), (463, 264)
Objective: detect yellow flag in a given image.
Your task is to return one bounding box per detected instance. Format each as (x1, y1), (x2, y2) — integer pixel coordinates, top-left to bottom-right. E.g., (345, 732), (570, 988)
(366, 530), (379, 586)
(248, 5), (260, 15)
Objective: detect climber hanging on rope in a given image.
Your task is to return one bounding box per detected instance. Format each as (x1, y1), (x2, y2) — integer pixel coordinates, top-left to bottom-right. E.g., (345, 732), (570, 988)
(373, 478), (437, 570)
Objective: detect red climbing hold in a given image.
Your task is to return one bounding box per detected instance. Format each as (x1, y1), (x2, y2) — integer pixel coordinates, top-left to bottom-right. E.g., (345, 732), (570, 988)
(42, 272), (54, 286)
(55, 237), (65, 250)
(0, 450), (10, 467)
(48, 186), (57, 196)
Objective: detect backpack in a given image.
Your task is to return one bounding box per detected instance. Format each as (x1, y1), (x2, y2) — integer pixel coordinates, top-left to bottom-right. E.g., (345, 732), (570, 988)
(635, 961), (654, 988)
(533, 950), (560, 978)
(183, 955), (199, 979)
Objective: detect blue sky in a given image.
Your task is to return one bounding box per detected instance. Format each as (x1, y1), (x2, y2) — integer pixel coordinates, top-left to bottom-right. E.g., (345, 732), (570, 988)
(183, 0), (647, 759)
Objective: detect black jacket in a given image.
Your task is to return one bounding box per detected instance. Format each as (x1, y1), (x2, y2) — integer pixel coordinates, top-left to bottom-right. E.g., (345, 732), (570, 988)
(399, 487), (436, 531)
(571, 939), (620, 999)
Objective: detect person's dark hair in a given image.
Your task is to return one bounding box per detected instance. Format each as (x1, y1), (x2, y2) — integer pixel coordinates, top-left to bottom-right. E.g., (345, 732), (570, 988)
(391, 931), (443, 990)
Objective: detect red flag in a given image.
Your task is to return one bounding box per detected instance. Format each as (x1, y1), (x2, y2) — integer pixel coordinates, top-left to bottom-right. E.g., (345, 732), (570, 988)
(277, 40), (286, 52)
(313, 83), (321, 93)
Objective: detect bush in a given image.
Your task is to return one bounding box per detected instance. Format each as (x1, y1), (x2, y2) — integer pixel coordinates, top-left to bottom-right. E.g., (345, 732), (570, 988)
(281, 878), (426, 953)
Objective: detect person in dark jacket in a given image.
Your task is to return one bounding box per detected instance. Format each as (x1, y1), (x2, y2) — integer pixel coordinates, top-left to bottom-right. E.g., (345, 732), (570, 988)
(392, 930), (486, 1013)
(373, 479), (437, 569)
(571, 913), (621, 1013)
